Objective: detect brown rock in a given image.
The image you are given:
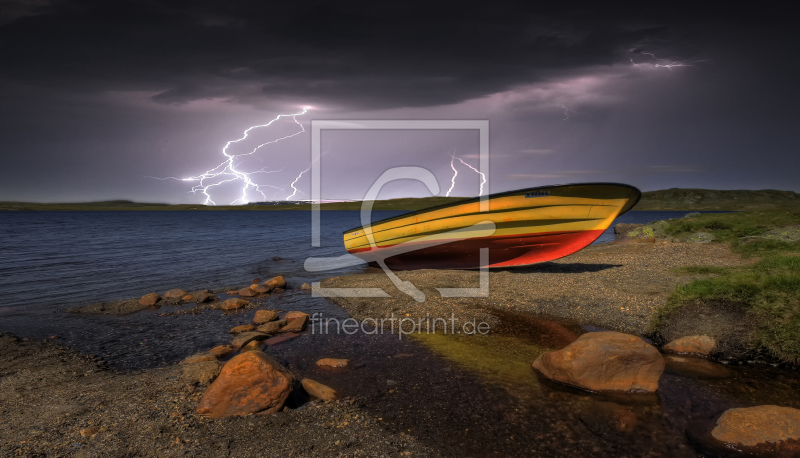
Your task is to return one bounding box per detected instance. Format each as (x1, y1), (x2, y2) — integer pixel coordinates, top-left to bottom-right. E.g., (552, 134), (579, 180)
(272, 288), (285, 294)
(182, 352), (217, 364)
(80, 426), (99, 438)
(316, 358), (350, 368)
(253, 285), (270, 294)
(181, 360), (223, 385)
(226, 290), (239, 295)
(300, 283), (312, 291)
(302, 379), (340, 401)
(253, 310), (278, 324)
(711, 406), (800, 447)
(264, 333), (299, 347)
(238, 288), (256, 297)
(263, 275), (286, 289)
(194, 291), (216, 303)
(663, 335), (716, 356)
(181, 294), (194, 301)
(163, 288), (188, 299)
(664, 356), (731, 379)
(280, 314), (308, 332)
(231, 331), (269, 350)
(284, 311), (310, 322)
(532, 331), (664, 393)
(138, 292), (160, 307)
(196, 351), (295, 418)
(252, 278), (262, 284)
(220, 298), (248, 311)
(208, 345), (234, 358)
(249, 283), (259, 290)
(257, 320), (287, 334)
(230, 324), (255, 334)
(241, 340), (264, 352)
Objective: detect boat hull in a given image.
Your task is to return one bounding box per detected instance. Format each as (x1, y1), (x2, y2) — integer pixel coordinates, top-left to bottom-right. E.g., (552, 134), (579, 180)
(343, 183), (640, 270)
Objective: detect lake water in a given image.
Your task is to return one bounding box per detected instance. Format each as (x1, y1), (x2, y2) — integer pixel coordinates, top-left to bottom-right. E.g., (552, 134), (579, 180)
(0, 209), (701, 312)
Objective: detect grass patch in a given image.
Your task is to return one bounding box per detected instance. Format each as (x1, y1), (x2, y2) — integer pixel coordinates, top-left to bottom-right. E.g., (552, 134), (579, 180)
(673, 265), (731, 275)
(661, 208), (800, 244)
(656, 254), (800, 363)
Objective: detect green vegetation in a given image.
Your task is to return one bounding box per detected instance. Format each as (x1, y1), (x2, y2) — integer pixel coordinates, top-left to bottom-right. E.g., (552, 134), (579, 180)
(636, 188), (800, 211)
(653, 208), (800, 363)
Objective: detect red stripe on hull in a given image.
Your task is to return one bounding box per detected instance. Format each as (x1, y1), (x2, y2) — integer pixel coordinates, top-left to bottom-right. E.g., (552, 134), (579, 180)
(349, 229), (605, 270)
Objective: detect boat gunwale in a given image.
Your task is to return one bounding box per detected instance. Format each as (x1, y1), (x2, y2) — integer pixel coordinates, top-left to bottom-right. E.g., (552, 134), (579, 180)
(342, 182), (642, 234)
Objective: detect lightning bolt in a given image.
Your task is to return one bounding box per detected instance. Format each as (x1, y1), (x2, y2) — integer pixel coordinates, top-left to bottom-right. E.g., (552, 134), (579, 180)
(456, 157), (486, 196)
(285, 167), (310, 200)
(153, 108), (310, 205)
(445, 152), (458, 197)
(629, 50), (705, 70)
(445, 152), (486, 197)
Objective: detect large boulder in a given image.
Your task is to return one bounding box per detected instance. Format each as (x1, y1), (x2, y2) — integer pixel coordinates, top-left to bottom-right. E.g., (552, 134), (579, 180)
(163, 288), (188, 299)
(532, 331), (665, 393)
(711, 406), (800, 448)
(264, 275), (286, 290)
(196, 351), (295, 418)
(138, 293), (160, 307)
(663, 335), (716, 356)
(253, 310), (278, 324)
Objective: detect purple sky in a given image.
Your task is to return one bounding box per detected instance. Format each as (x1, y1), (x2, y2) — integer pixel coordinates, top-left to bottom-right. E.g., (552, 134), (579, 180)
(1, 1), (798, 203)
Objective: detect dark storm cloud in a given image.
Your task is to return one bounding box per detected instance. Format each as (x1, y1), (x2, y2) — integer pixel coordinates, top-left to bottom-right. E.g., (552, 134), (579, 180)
(2, 0), (776, 109)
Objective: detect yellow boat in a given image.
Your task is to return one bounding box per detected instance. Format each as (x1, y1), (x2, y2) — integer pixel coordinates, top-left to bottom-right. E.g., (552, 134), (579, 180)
(343, 182), (640, 270)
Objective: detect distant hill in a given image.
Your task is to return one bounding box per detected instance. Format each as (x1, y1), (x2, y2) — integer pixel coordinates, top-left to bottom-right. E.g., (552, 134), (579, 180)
(2, 188), (799, 212)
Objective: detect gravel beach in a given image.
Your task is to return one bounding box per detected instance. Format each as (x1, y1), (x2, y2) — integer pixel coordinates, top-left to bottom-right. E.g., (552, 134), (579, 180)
(0, 334), (430, 457)
(321, 240), (750, 335)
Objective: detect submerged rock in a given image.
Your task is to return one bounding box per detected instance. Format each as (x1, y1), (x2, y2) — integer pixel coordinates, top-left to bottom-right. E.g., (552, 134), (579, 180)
(252, 285), (270, 294)
(316, 358), (350, 369)
(532, 331), (664, 393)
(663, 335), (716, 356)
(302, 379), (340, 401)
(196, 351), (295, 418)
(163, 288), (187, 299)
(253, 310), (278, 324)
(711, 405), (800, 448)
(663, 356), (731, 379)
(138, 293), (160, 307)
(263, 332), (299, 347)
(238, 288), (257, 297)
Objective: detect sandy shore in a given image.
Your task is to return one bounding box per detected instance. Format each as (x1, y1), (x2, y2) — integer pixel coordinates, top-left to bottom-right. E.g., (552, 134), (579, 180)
(321, 240), (749, 335)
